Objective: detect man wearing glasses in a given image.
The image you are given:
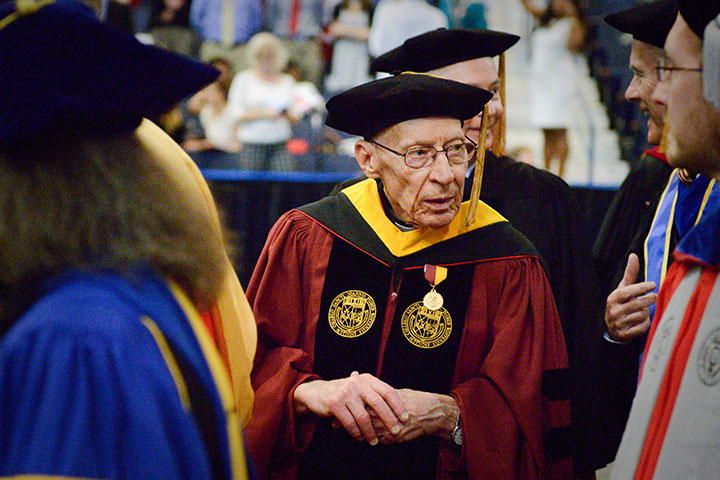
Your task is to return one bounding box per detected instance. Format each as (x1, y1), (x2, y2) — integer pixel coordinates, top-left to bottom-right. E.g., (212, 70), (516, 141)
(244, 73), (573, 479)
(372, 29), (608, 477)
(610, 1), (720, 478)
(597, 0), (720, 463)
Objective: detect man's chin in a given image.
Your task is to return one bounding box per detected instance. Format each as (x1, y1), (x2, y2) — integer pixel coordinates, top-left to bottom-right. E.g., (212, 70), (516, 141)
(665, 137), (684, 167)
(416, 207), (459, 229)
(647, 132), (662, 146)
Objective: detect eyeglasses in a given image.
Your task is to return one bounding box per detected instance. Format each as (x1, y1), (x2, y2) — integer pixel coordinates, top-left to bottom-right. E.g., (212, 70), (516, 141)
(370, 139), (477, 169)
(656, 57), (702, 82)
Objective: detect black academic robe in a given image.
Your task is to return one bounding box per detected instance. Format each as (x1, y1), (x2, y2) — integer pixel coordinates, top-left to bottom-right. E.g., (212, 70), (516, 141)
(245, 179), (573, 480)
(465, 151), (608, 472)
(590, 150), (673, 461)
(592, 150), (674, 298)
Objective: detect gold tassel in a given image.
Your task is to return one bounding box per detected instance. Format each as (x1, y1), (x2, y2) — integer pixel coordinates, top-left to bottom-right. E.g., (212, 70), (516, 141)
(491, 53), (506, 157)
(465, 104), (489, 227)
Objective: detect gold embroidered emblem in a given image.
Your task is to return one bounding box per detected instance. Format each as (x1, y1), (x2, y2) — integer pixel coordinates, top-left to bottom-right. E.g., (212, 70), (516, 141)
(401, 302), (452, 349)
(328, 290), (377, 338)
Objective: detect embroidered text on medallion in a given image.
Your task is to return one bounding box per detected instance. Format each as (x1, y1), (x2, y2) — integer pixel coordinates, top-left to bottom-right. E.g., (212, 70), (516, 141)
(401, 302), (452, 349)
(328, 290), (377, 338)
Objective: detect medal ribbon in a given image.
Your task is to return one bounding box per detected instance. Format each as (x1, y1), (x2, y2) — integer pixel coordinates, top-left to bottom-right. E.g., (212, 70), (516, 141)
(424, 264), (447, 287)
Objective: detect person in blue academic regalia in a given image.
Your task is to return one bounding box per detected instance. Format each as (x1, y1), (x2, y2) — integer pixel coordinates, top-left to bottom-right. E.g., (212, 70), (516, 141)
(0, 1), (254, 478)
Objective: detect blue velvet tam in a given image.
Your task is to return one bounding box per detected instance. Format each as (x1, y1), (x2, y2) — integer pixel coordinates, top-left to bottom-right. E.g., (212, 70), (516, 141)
(371, 28), (520, 75)
(325, 73), (492, 139)
(0, 0), (219, 142)
(604, 0), (678, 49)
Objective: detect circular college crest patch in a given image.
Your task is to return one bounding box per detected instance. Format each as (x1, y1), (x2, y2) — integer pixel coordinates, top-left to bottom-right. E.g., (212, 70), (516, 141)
(328, 290), (377, 338)
(401, 301), (452, 349)
(647, 315), (677, 373)
(697, 327), (720, 386)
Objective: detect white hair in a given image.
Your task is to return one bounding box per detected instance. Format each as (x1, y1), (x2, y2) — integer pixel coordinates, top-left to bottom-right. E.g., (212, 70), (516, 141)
(246, 32), (290, 72)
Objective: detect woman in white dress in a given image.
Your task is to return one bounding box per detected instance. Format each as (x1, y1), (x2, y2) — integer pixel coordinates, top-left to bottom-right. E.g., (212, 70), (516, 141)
(367, 0), (448, 60)
(324, 0), (373, 94)
(521, 0), (587, 178)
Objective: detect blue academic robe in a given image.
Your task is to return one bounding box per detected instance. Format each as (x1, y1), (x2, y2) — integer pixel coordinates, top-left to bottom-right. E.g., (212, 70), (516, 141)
(0, 268), (249, 479)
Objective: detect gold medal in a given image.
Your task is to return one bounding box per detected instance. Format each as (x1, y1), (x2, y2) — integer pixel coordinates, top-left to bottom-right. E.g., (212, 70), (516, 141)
(423, 287), (444, 311)
(423, 264), (447, 312)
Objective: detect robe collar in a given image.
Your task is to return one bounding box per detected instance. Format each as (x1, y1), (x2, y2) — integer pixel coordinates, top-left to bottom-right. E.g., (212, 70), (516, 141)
(675, 202), (720, 268)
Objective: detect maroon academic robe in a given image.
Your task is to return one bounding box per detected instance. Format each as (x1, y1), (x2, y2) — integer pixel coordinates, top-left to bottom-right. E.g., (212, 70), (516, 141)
(245, 179), (572, 479)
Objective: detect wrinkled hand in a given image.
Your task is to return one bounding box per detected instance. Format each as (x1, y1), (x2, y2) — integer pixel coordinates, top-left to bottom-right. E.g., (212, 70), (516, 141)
(366, 389), (458, 444)
(293, 372), (408, 445)
(605, 253), (657, 342)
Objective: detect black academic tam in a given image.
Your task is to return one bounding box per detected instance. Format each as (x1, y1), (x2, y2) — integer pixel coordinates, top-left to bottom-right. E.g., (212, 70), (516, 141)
(0, 0), (218, 142)
(325, 73), (492, 139)
(372, 28), (520, 74)
(676, 0), (720, 39)
(604, 0), (678, 49)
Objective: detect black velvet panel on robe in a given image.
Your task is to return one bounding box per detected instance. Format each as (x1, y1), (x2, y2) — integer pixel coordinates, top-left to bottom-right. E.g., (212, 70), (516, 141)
(296, 190), (535, 479)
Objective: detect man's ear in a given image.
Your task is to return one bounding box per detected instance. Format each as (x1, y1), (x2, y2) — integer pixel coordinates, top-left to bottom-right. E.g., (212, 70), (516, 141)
(355, 140), (381, 178)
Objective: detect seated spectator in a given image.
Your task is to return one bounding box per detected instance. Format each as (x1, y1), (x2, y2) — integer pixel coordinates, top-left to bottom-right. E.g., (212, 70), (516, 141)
(185, 58), (242, 158)
(285, 59), (326, 129)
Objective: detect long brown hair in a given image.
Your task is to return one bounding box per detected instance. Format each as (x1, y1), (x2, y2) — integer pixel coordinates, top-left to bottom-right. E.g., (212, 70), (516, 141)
(0, 130), (228, 331)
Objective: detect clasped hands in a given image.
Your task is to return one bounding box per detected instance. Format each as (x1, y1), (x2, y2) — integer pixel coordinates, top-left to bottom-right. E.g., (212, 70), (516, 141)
(293, 371), (458, 446)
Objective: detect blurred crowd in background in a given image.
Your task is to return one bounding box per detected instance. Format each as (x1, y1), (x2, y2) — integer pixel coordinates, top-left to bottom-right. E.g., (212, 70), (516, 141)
(101, 0), (653, 176)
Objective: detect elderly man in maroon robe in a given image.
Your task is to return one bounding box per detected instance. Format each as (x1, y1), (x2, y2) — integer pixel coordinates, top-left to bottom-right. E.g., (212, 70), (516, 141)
(244, 73), (573, 480)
